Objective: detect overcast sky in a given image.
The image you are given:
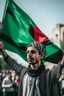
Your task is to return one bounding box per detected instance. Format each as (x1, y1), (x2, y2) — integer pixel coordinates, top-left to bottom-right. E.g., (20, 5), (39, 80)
(0, 0), (64, 39)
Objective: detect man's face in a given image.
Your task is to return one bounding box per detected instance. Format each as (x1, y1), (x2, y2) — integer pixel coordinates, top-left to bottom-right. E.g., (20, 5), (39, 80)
(27, 46), (42, 65)
(7, 73), (12, 79)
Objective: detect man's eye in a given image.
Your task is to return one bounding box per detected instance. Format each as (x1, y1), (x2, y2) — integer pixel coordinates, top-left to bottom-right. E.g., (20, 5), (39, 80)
(26, 50), (36, 54)
(31, 50), (36, 54)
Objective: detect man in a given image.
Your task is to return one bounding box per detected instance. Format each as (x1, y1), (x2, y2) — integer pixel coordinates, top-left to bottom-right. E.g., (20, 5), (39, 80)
(0, 41), (64, 96)
(2, 71), (14, 96)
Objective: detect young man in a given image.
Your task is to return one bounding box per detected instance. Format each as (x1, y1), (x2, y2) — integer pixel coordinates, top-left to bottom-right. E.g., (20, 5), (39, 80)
(0, 41), (64, 96)
(2, 71), (14, 96)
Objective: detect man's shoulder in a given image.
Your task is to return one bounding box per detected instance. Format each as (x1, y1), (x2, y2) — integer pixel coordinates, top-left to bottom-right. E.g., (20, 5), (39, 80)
(3, 77), (8, 82)
(20, 67), (27, 78)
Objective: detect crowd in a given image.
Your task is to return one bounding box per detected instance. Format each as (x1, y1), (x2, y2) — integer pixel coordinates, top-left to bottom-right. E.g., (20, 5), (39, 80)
(0, 70), (20, 96)
(0, 68), (64, 96)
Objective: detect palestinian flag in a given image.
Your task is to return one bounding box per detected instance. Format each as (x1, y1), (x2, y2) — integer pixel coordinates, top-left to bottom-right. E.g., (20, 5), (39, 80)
(0, 0), (63, 65)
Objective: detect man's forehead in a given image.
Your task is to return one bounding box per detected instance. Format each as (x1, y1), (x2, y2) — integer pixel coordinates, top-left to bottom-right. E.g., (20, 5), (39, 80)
(27, 46), (37, 51)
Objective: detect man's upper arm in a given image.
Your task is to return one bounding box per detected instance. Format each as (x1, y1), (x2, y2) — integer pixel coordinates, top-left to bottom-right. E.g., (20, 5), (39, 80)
(51, 64), (62, 83)
(4, 55), (26, 76)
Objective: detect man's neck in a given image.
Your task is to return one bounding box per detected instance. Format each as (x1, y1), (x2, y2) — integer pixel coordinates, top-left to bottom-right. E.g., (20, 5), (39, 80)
(30, 61), (41, 70)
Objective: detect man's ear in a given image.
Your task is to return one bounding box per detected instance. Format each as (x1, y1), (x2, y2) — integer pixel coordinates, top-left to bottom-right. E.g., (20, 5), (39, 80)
(40, 53), (45, 59)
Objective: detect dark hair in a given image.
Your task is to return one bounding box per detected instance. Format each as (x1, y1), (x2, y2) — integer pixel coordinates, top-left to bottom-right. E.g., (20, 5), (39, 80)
(6, 71), (11, 75)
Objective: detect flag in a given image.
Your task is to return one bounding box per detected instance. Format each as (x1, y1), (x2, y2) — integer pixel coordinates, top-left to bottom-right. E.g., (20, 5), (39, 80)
(0, 0), (63, 65)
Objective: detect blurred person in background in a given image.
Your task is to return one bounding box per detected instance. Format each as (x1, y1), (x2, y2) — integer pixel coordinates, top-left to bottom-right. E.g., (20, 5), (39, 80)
(14, 75), (20, 96)
(0, 72), (3, 96)
(2, 71), (14, 96)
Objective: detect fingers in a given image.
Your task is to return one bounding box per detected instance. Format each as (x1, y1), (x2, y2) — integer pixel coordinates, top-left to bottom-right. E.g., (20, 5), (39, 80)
(0, 42), (2, 45)
(0, 42), (4, 50)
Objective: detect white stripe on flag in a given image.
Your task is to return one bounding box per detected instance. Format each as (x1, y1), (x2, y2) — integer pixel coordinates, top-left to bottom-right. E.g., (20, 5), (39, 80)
(6, 50), (28, 67)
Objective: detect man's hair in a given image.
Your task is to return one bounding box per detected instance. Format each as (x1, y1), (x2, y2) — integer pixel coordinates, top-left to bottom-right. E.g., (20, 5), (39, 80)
(6, 71), (11, 75)
(27, 42), (46, 55)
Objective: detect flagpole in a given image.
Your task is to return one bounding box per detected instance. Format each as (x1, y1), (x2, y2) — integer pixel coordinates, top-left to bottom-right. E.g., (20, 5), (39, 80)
(0, 0), (7, 31)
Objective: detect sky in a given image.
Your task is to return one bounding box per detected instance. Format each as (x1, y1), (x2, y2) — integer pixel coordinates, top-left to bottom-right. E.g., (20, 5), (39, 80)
(0, 0), (64, 39)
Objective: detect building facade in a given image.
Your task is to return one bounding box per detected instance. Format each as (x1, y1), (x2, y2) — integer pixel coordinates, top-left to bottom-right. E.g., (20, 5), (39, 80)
(52, 24), (64, 48)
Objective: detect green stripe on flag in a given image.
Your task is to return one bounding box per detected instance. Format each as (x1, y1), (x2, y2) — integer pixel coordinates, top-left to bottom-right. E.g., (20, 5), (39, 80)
(46, 44), (60, 57)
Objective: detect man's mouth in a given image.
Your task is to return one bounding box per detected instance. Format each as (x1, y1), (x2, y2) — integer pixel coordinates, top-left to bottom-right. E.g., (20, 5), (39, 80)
(28, 58), (33, 62)
(28, 58), (38, 65)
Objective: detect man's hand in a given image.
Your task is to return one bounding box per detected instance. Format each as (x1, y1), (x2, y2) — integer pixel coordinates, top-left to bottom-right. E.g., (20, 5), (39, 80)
(60, 55), (64, 65)
(0, 42), (8, 58)
(0, 42), (4, 51)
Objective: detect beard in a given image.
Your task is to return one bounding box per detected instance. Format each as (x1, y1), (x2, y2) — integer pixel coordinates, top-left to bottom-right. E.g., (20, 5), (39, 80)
(29, 61), (39, 65)
(28, 57), (39, 65)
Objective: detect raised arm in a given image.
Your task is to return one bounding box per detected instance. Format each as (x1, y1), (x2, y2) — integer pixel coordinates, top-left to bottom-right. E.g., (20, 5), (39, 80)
(60, 55), (64, 65)
(0, 42), (26, 76)
(51, 55), (64, 83)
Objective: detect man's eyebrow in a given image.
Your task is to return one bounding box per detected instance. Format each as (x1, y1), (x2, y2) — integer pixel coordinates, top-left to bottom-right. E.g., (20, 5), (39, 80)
(27, 49), (36, 51)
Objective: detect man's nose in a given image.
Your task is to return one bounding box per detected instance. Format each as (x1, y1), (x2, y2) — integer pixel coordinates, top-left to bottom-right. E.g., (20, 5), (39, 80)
(28, 51), (32, 56)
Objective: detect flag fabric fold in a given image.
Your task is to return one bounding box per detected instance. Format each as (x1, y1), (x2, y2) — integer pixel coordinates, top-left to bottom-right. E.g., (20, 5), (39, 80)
(0, 0), (63, 65)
